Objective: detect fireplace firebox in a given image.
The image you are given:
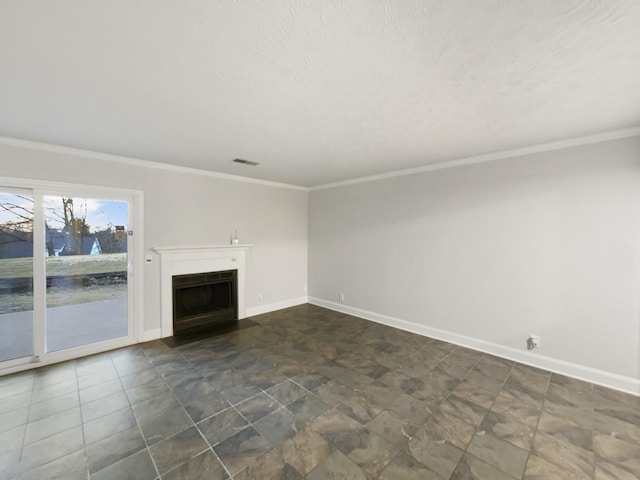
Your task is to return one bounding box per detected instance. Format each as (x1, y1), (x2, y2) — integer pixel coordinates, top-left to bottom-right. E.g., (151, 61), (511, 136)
(172, 270), (237, 334)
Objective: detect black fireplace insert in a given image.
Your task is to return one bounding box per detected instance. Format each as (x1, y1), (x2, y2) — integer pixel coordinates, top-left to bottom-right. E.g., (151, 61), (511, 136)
(172, 270), (237, 335)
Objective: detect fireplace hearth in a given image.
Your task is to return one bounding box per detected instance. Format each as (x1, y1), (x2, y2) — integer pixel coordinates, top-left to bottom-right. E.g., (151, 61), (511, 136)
(172, 270), (237, 335)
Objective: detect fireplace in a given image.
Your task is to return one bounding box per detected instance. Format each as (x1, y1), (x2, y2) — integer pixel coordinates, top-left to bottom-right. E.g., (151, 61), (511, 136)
(172, 270), (237, 334)
(153, 245), (250, 339)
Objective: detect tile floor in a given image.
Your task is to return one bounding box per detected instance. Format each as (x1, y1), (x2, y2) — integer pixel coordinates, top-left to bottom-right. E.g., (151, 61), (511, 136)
(1, 304), (639, 479)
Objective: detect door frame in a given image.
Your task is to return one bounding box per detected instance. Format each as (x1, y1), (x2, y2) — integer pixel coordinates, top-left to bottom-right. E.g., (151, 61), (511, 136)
(0, 176), (144, 375)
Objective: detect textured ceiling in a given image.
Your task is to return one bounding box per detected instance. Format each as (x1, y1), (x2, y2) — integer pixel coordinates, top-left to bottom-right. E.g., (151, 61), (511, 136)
(1, 0), (639, 187)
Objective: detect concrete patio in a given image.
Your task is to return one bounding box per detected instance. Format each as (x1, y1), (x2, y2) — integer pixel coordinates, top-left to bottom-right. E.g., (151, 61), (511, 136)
(0, 297), (127, 362)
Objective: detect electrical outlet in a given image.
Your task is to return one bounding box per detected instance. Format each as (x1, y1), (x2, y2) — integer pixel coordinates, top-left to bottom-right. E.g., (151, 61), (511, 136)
(527, 334), (540, 350)
(339, 292), (344, 303)
(257, 294), (263, 302)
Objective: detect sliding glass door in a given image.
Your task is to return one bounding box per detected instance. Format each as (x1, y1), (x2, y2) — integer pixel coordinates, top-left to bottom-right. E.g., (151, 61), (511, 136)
(0, 188), (35, 363)
(0, 183), (137, 370)
(43, 195), (130, 352)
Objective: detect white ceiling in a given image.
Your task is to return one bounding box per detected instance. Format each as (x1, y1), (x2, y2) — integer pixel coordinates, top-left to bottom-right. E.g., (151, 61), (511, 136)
(1, 1), (639, 187)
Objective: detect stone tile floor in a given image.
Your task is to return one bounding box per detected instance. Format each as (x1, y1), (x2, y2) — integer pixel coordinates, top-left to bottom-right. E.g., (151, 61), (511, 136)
(1, 304), (639, 479)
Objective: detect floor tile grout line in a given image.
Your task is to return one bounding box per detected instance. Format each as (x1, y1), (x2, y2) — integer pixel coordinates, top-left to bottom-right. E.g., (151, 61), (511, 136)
(6, 306), (638, 479)
(479, 359), (523, 479)
(226, 375), (359, 478)
(14, 363), (85, 478)
(72, 358), (90, 479)
(416, 348), (483, 420)
(145, 346), (235, 480)
(114, 346), (164, 480)
(521, 367), (554, 480)
(215, 370), (293, 477)
(523, 382), (548, 480)
(441, 354), (523, 479)
(15, 368), (37, 470)
(522, 371), (594, 480)
(74, 351), (153, 479)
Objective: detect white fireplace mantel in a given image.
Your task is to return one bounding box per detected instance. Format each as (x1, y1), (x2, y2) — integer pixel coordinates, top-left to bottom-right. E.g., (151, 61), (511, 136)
(153, 245), (252, 338)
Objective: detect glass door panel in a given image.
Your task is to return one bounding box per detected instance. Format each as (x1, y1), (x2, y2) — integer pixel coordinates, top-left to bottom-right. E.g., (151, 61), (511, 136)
(43, 196), (129, 352)
(0, 190), (35, 362)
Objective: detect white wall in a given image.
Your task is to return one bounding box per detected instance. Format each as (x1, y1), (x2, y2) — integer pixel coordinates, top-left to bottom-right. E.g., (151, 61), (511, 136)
(309, 136), (640, 392)
(0, 142), (308, 335)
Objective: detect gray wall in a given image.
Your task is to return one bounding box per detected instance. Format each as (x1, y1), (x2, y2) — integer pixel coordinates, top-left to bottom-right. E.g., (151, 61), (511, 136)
(4, 134), (640, 391)
(309, 136), (640, 383)
(0, 142), (308, 333)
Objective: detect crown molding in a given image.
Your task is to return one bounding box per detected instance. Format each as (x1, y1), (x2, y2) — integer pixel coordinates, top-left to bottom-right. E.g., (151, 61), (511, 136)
(310, 126), (640, 191)
(3, 126), (639, 193)
(0, 136), (307, 192)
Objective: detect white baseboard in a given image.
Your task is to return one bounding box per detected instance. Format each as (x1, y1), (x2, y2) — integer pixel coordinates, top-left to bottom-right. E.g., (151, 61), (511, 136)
(139, 328), (162, 342)
(308, 297), (640, 397)
(246, 296), (308, 317)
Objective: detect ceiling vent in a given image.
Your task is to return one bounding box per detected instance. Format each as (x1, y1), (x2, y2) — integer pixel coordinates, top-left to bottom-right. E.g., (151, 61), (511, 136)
(233, 158), (259, 166)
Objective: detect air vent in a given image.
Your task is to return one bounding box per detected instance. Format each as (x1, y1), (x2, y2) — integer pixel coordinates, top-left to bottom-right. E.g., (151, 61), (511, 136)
(233, 159), (259, 166)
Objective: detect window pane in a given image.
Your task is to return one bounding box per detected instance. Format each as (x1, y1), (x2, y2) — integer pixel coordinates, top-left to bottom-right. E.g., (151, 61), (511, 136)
(43, 196), (128, 352)
(0, 192), (34, 361)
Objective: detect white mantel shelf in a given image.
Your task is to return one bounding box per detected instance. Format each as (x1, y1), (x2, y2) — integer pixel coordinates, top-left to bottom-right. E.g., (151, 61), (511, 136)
(153, 244), (252, 338)
(153, 244), (253, 254)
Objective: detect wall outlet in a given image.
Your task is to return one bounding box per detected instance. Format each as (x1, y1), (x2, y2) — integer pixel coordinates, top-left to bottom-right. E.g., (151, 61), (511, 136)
(257, 294), (263, 302)
(339, 292), (344, 303)
(527, 334), (540, 350)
